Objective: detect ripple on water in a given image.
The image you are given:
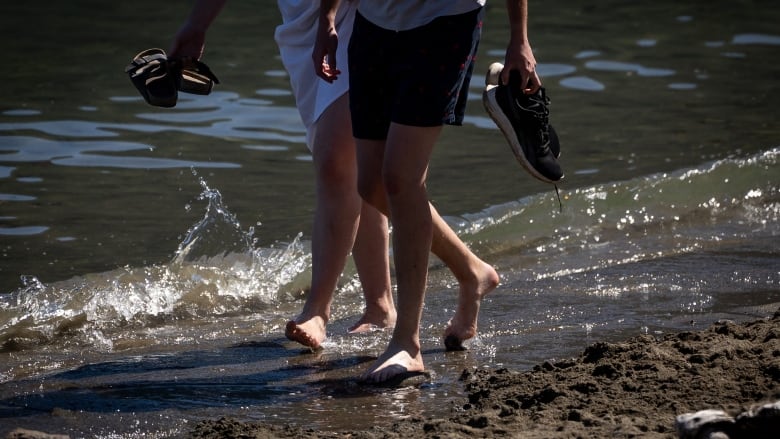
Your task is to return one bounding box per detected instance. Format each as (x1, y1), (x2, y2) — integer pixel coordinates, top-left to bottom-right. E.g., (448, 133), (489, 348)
(2, 109), (42, 116)
(0, 226), (49, 236)
(242, 145), (290, 152)
(0, 136), (240, 170)
(16, 177), (43, 183)
(668, 83), (697, 90)
(559, 76), (605, 91)
(255, 88), (292, 97)
(574, 50), (602, 59)
(537, 63), (577, 77)
(0, 193), (36, 201)
(732, 33), (780, 45)
(584, 60), (676, 77)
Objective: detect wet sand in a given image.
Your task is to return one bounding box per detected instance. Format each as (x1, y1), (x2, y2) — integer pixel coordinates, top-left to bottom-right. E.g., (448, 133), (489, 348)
(190, 309), (780, 438)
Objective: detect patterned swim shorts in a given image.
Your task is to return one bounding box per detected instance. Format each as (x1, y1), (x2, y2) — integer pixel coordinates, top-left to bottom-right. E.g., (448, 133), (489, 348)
(347, 7), (483, 140)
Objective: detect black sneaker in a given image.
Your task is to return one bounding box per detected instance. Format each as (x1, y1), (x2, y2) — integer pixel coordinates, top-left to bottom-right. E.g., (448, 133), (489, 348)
(483, 62), (563, 183)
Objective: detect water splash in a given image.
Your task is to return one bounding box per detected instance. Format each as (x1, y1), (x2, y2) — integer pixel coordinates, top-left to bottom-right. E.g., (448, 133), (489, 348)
(0, 175), (310, 355)
(174, 175), (254, 264)
(171, 172), (310, 303)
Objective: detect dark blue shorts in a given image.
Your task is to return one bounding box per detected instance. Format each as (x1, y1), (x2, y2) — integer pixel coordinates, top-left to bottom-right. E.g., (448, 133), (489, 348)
(347, 8), (483, 140)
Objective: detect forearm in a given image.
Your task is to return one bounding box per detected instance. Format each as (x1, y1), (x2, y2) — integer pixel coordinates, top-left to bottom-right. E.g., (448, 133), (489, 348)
(506, 0), (529, 45)
(313, 0), (343, 82)
(503, 0), (540, 90)
(319, 0), (342, 30)
(186, 0), (228, 31)
(169, 0), (227, 59)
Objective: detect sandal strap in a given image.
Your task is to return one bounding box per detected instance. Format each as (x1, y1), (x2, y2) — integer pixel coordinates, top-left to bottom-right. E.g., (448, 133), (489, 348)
(124, 48), (168, 73)
(173, 57), (220, 84)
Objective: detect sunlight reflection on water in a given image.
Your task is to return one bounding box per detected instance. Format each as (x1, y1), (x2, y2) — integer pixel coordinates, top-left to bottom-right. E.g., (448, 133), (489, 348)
(0, 2), (779, 435)
(0, 136), (240, 169)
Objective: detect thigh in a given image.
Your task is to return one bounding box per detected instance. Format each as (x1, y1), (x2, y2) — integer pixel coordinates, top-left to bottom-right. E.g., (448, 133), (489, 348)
(384, 124), (442, 190)
(311, 93), (355, 177)
(355, 138), (388, 208)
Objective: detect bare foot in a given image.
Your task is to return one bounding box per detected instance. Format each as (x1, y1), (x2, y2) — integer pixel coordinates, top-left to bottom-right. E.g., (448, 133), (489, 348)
(285, 316), (327, 349)
(360, 341), (424, 384)
(348, 308), (397, 333)
(443, 261), (499, 350)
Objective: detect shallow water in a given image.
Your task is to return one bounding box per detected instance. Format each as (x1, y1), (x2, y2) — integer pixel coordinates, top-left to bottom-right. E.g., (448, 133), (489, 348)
(1, 0), (779, 437)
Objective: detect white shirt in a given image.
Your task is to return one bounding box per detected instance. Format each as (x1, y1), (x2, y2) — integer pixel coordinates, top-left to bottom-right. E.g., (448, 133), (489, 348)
(357, 0), (486, 32)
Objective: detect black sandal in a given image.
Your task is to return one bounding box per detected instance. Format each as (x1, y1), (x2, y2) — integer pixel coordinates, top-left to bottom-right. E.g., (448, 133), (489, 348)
(125, 48), (178, 107)
(175, 57), (220, 95)
(125, 49), (220, 107)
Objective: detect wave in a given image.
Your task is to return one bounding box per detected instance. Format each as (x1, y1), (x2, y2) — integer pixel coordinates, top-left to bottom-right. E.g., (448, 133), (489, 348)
(0, 148), (777, 359)
(0, 173), (310, 357)
(453, 147), (779, 270)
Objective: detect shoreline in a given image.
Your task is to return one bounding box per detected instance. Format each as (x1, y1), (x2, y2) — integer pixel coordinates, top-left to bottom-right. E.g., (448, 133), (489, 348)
(189, 309), (780, 438)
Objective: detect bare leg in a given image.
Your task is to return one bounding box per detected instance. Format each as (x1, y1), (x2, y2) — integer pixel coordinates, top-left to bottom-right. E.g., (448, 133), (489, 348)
(355, 135), (499, 358)
(432, 208), (499, 350)
(357, 124), (445, 382)
(286, 94), (394, 348)
(348, 201), (396, 333)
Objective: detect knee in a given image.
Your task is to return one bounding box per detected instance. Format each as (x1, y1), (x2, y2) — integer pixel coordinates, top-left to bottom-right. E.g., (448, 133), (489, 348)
(356, 175), (375, 203)
(381, 168), (421, 200)
(315, 155), (355, 191)
(357, 172), (383, 206)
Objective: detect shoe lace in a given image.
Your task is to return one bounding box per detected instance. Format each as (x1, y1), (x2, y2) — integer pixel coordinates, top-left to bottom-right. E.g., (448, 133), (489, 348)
(508, 86), (562, 211)
(524, 92), (552, 154)
(520, 95), (563, 212)
(553, 184), (562, 213)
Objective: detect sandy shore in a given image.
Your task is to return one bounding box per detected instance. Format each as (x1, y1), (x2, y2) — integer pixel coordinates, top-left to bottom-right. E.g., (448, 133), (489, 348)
(189, 309), (780, 438)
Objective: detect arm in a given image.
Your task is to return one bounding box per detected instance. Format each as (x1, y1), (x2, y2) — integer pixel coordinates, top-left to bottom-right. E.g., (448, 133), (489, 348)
(313, 0), (342, 83)
(503, 0), (540, 93)
(168, 0), (228, 60)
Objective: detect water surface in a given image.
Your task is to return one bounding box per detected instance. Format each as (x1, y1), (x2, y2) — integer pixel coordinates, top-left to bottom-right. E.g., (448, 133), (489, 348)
(0, 0), (779, 437)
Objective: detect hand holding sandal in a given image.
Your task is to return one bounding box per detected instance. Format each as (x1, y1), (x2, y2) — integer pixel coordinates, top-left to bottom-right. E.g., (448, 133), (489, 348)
(125, 48), (220, 108)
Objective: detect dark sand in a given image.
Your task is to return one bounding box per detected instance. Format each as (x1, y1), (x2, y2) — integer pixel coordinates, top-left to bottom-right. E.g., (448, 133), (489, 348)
(189, 310), (780, 438)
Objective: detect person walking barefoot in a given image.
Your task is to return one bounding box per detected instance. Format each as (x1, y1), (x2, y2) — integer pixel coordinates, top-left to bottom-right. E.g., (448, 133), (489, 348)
(170, 0), (397, 350)
(316, 0), (540, 383)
